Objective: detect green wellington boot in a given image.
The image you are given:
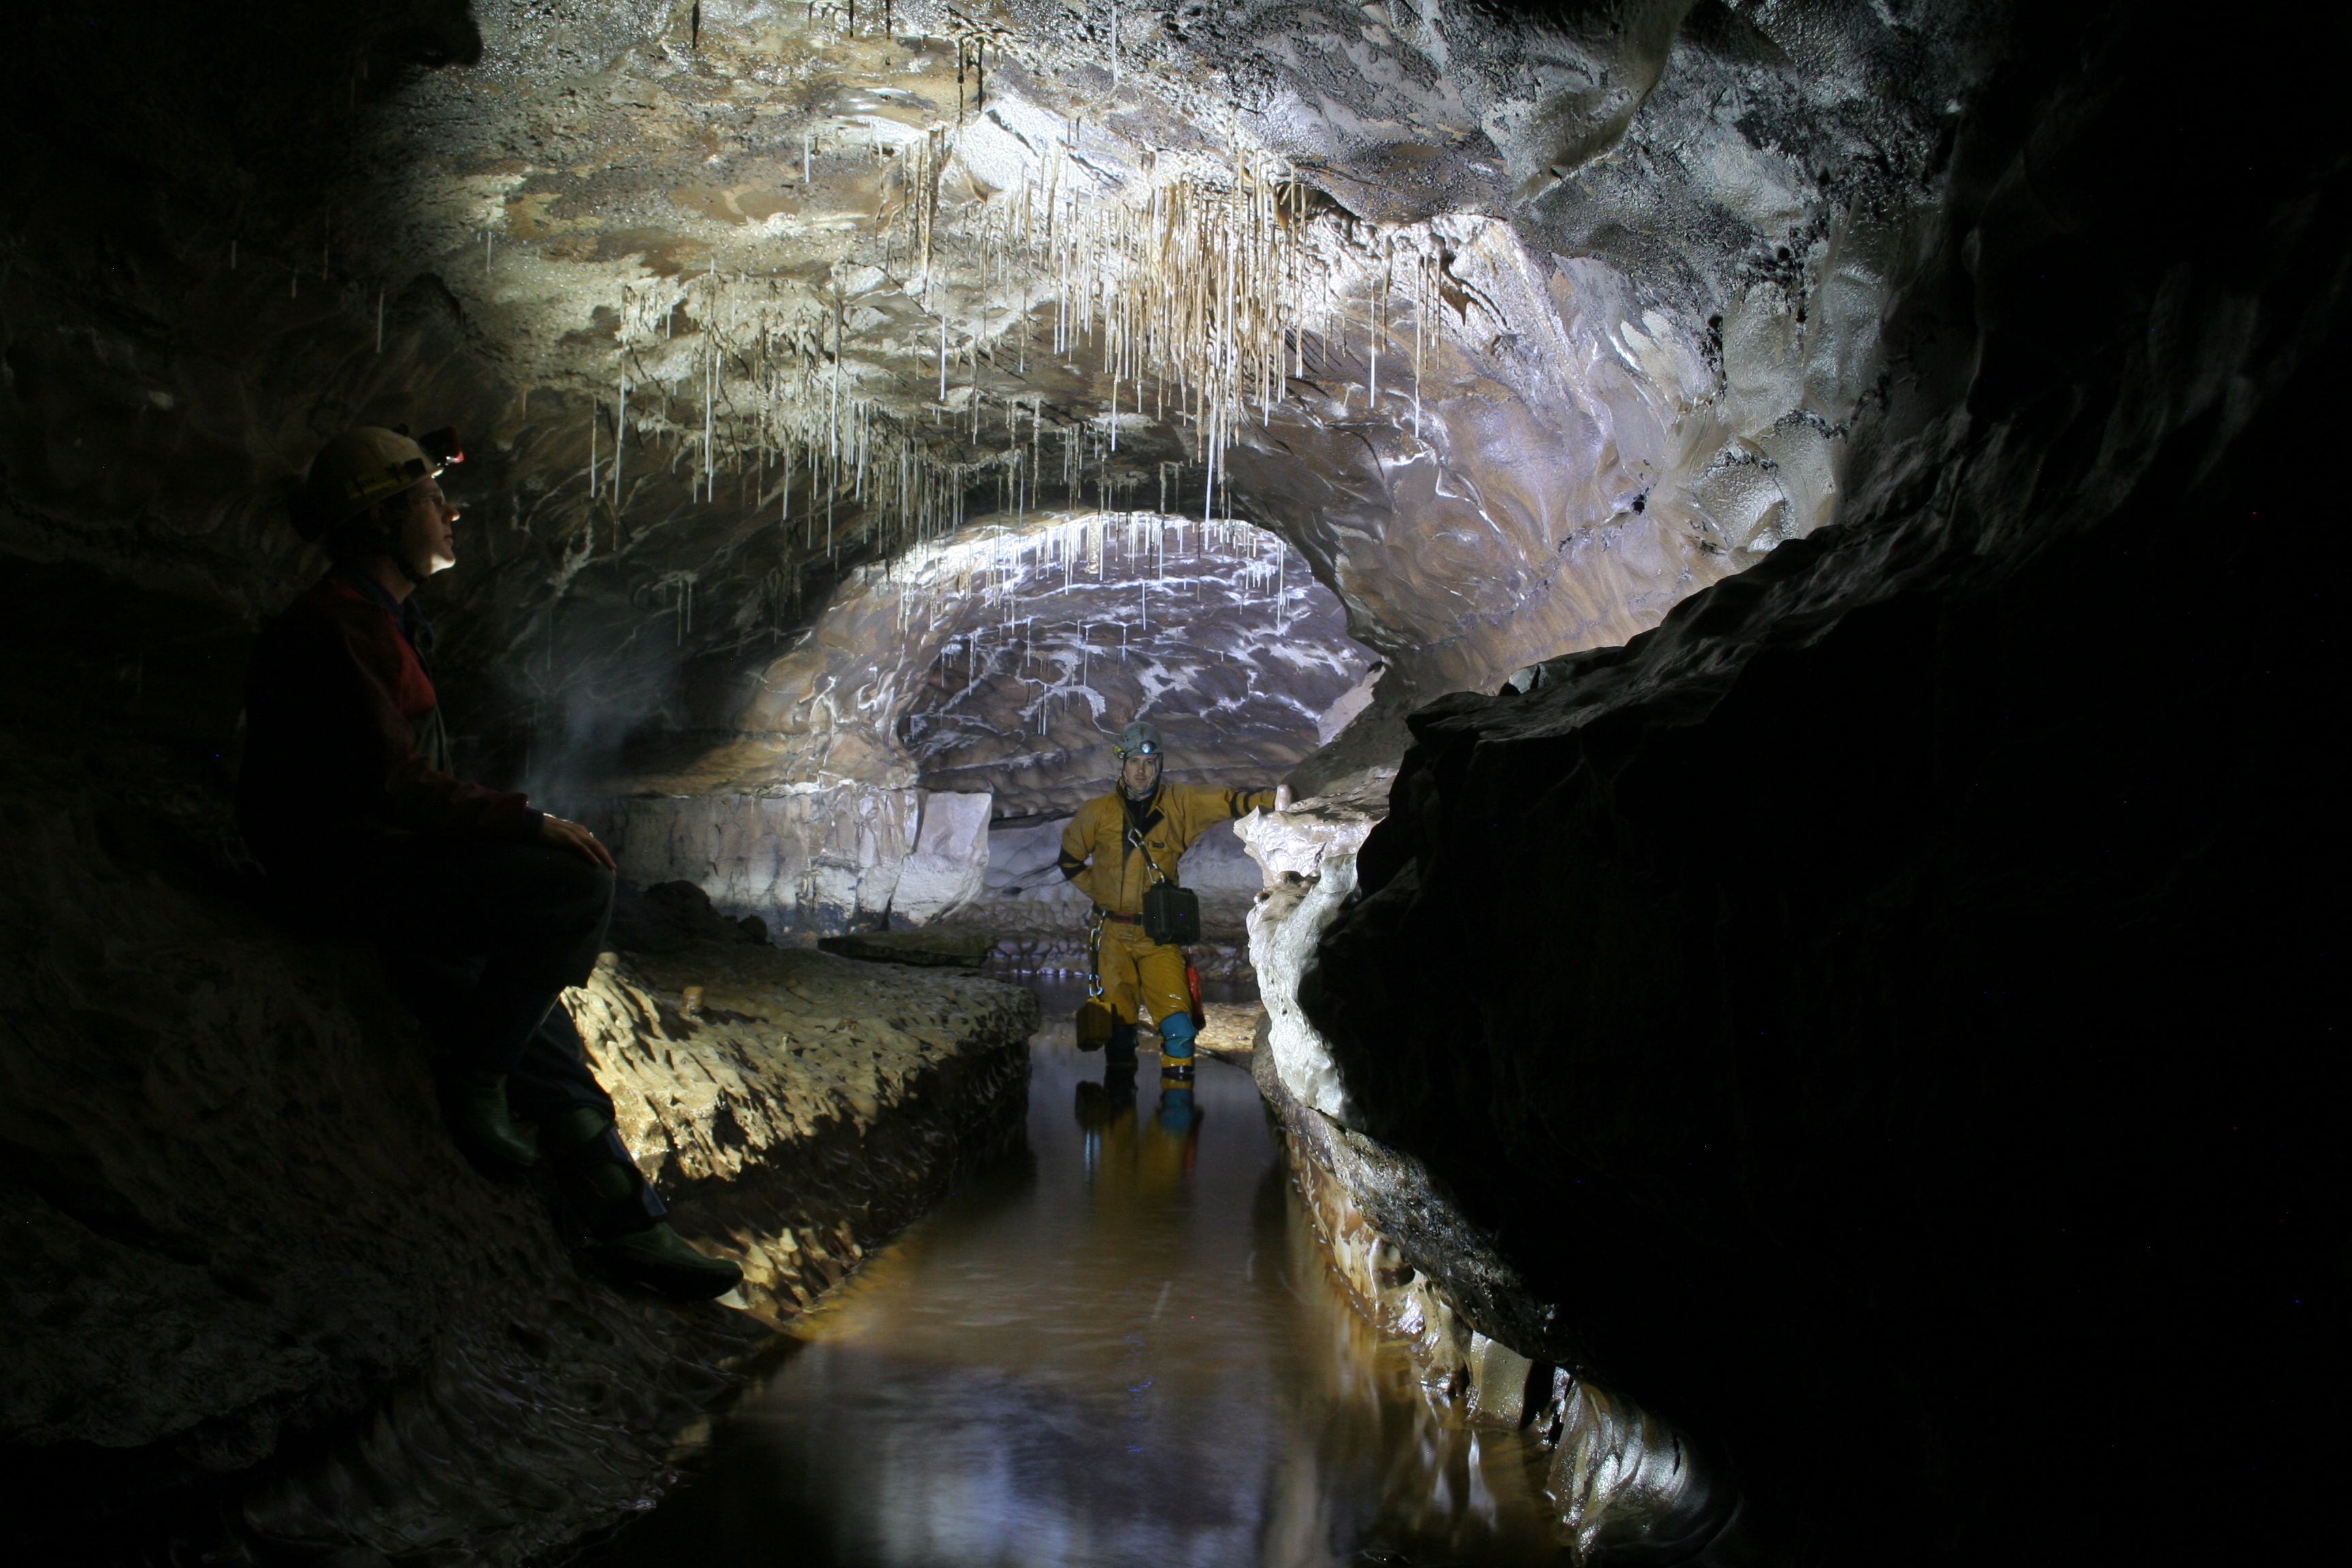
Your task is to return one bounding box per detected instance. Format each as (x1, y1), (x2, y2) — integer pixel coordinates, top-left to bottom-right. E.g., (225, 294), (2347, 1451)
(444, 1071), (538, 1172)
(596, 1222), (745, 1301)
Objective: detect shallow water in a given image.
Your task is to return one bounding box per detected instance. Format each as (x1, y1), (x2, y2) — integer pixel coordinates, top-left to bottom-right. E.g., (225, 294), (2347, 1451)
(589, 978), (1565, 1567)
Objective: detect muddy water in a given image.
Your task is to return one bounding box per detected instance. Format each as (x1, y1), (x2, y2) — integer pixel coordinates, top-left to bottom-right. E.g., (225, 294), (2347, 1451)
(590, 979), (1565, 1567)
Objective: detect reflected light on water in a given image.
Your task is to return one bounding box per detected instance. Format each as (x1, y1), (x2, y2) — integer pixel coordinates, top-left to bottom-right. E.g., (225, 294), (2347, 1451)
(588, 980), (1564, 1567)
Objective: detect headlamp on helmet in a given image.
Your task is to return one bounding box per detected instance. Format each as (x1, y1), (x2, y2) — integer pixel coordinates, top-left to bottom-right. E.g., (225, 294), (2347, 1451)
(290, 424), (466, 542)
(1113, 721), (1162, 760)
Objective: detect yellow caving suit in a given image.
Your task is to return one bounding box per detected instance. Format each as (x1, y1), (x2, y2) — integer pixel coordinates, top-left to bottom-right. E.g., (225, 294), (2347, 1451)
(1059, 781), (1277, 1026)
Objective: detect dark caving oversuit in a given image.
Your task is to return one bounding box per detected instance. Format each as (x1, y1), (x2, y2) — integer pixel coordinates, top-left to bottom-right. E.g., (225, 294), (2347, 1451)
(1058, 721), (1275, 1087)
(238, 425), (739, 1301)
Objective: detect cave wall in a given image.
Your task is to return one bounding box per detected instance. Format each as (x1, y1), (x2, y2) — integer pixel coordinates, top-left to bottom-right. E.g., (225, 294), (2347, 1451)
(9, 1), (2338, 1561)
(0, 558), (760, 1561)
(584, 782), (991, 934)
(649, 509), (1371, 815)
(576, 510), (1369, 919)
(1296, 13), (2345, 1563)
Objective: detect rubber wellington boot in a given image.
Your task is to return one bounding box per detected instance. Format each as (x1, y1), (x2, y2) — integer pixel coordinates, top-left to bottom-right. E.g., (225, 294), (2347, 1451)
(1158, 1013), (1198, 1079)
(444, 1072), (537, 1172)
(597, 1223), (745, 1301)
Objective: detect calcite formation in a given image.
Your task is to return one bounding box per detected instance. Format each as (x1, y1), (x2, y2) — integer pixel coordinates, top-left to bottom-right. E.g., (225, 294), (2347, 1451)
(568, 937), (1036, 1320)
(3, 1), (2340, 1563)
(2, 0), (1984, 819)
(583, 781), (992, 933)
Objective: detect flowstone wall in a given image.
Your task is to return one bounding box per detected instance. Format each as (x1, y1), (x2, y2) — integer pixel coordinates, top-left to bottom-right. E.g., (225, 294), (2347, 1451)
(584, 784), (992, 934)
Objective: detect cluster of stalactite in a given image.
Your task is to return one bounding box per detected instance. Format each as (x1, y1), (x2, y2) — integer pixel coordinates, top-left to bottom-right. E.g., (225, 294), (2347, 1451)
(572, 108), (1450, 596)
(857, 509), (1313, 741)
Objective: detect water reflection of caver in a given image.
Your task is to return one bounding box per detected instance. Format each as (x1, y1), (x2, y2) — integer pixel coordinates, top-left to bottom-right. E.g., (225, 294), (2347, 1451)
(1073, 1056), (1205, 1191)
(1057, 721), (1286, 1078)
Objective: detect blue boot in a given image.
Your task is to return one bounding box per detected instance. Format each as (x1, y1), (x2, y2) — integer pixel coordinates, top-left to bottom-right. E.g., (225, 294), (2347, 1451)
(1158, 1012), (1197, 1079)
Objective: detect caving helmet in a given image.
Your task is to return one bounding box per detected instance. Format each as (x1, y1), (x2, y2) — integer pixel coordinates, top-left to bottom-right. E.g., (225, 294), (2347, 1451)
(1114, 721), (1163, 798)
(290, 424), (465, 542)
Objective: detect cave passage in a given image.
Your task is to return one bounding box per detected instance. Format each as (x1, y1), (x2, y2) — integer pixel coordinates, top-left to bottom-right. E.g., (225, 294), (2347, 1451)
(585, 977), (1564, 1567)
(8, 3), (2337, 1561)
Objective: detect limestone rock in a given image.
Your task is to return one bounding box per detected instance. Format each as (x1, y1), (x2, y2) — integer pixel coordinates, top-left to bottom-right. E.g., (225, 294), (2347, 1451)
(583, 785), (992, 937)
(570, 942), (1037, 1320)
(891, 789), (993, 925)
(1295, 32), (2343, 1560)
(1192, 1001), (1267, 1060)
(815, 928), (994, 968)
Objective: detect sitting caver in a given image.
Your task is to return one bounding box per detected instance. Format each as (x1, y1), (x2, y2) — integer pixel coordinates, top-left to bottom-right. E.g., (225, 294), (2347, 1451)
(1057, 721), (1284, 1077)
(237, 425), (740, 1302)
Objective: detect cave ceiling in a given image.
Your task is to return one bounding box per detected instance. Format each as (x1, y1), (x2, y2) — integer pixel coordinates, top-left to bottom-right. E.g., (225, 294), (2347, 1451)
(4, 0), (1999, 806)
(604, 510), (1371, 815)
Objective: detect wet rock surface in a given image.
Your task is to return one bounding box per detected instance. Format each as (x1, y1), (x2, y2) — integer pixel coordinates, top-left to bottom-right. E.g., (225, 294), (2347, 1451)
(572, 938), (1037, 1321)
(1255, 1046), (1735, 1564)
(1298, 20), (2345, 1563)
(1190, 1000), (1266, 1060)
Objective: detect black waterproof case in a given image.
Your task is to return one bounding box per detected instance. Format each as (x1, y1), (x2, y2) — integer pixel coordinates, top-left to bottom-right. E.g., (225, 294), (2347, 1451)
(1142, 882), (1201, 945)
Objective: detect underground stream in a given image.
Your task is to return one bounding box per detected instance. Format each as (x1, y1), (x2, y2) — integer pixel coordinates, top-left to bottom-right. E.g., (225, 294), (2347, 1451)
(582, 975), (1564, 1567)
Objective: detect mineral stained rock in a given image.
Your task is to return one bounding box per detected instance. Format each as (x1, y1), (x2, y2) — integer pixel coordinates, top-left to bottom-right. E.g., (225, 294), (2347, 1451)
(1294, 18), (2342, 1564)
(572, 938), (1036, 1320)
(1254, 1043), (1737, 1565)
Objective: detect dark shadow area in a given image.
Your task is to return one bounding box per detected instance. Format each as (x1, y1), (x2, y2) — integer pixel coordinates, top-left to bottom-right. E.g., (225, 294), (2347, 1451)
(1305, 13), (2345, 1563)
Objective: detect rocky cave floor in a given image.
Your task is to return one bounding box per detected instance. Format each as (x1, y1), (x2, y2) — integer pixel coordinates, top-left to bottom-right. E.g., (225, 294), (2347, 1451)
(0, 563), (1046, 1564)
(577, 885), (1041, 1324)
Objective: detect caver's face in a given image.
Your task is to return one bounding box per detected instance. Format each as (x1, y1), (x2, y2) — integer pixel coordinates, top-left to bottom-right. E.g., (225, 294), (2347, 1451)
(391, 478), (460, 574)
(1122, 752), (1161, 796)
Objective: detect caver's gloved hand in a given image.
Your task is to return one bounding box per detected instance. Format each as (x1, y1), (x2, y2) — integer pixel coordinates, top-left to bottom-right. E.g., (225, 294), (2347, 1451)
(540, 1107), (742, 1301)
